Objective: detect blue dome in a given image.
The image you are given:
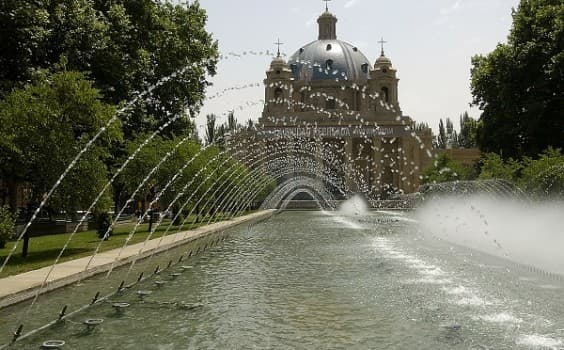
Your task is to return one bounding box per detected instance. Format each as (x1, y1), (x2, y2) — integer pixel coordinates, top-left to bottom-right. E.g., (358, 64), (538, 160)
(288, 39), (371, 82)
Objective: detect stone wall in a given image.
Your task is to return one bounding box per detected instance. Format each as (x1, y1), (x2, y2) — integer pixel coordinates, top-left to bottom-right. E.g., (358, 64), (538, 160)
(437, 148), (481, 166)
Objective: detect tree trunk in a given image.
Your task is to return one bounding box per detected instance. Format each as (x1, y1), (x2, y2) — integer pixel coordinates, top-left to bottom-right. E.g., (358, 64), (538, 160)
(22, 231), (29, 258)
(148, 209), (153, 233)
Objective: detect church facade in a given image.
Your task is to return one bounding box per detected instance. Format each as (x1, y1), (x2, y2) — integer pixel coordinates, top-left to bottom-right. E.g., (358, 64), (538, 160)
(242, 9), (435, 199)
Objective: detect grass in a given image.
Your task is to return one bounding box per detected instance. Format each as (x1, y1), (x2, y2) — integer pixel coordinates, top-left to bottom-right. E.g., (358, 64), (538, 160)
(0, 214), (232, 278)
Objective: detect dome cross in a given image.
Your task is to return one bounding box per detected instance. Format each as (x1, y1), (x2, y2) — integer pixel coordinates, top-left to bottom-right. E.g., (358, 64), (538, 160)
(323, 0), (332, 12)
(274, 38), (284, 58)
(378, 37), (387, 56)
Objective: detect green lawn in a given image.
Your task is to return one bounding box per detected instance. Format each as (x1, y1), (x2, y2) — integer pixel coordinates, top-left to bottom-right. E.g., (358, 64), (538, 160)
(0, 214), (230, 278)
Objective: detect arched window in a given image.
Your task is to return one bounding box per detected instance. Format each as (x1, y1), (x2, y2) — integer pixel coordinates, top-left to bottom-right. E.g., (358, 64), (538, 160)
(326, 97), (336, 110)
(274, 88), (283, 102)
(381, 87), (389, 103)
(290, 63), (298, 76)
(326, 44), (332, 51)
(355, 91), (362, 111)
(326, 59), (334, 70)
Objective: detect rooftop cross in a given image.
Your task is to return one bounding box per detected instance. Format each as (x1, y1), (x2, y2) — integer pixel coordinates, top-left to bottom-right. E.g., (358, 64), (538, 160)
(378, 37), (387, 56)
(323, 0), (332, 12)
(274, 38), (284, 58)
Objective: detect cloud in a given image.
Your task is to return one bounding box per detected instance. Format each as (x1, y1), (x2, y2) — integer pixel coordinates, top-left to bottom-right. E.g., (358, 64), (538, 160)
(344, 0), (360, 8)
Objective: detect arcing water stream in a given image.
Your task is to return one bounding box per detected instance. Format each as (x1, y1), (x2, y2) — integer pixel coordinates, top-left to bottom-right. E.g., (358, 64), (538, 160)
(4, 208), (564, 349)
(0, 45), (561, 349)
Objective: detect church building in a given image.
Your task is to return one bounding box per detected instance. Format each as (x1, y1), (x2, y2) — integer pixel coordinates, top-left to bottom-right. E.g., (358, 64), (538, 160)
(244, 7), (435, 199)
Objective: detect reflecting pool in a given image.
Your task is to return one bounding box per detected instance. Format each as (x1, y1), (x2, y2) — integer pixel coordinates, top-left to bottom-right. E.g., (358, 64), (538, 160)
(9, 211), (564, 349)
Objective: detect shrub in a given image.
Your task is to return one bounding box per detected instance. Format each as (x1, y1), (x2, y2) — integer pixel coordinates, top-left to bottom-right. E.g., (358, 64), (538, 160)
(173, 212), (184, 226)
(422, 154), (474, 184)
(520, 148), (564, 197)
(478, 153), (521, 182)
(0, 206), (17, 249)
(96, 212), (113, 240)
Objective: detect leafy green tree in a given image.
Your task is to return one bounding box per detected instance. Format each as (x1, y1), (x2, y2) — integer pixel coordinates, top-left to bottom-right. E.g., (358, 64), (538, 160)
(115, 134), (166, 213)
(445, 118), (458, 148)
(93, 0), (219, 138)
(458, 112), (478, 149)
(0, 0), (44, 92)
(205, 114), (217, 145)
(471, 0), (564, 158)
(520, 148), (564, 196)
(96, 212), (113, 240)
(478, 153), (522, 182)
(0, 205), (17, 249)
(0, 69), (121, 216)
(0, 0), (219, 138)
(0, 69), (121, 257)
(152, 138), (203, 214)
(414, 122), (431, 132)
(422, 154), (473, 184)
(435, 119), (447, 149)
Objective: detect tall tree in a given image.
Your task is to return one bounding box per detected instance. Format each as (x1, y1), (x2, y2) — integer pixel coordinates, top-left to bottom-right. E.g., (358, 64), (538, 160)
(0, 0), (219, 139)
(471, 0), (564, 158)
(205, 114), (217, 145)
(422, 154), (473, 184)
(0, 69), (121, 256)
(458, 112), (478, 148)
(0, 69), (120, 214)
(435, 119), (447, 149)
(445, 118), (458, 148)
(227, 111), (238, 132)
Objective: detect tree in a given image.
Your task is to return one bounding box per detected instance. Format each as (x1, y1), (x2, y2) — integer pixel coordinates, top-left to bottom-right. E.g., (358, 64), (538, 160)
(0, 0), (219, 139)
(477, 148), (564, 197)
(478, 153), (522, 182)
(435, 119), (447, 149)
(93, 0), (219, 139)
(205, 114), (217, 145)
(0, 206), (17, 249)
(471, 0), (564, 158)
(445, 118), (459, 148)
(520, 148), (564, 196)
(0, 69), (120, 213)
(116, 134), (205, 215)
(227, 111), (238, 132)
(246, 119), (255, 131)
(0, 69), (121, 256)
(414, 122), (431, 132)
(0, 0), (46, 93)
(422, 154), (474, 184)
(458, 112), (478, 148)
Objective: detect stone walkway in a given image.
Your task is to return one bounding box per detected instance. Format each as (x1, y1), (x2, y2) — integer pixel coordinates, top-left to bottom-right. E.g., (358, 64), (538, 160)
(0, 210), (274, 308)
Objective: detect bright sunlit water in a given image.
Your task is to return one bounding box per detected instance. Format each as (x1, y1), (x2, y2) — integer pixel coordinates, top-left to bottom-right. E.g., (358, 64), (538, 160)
(7, 210), (564, 349)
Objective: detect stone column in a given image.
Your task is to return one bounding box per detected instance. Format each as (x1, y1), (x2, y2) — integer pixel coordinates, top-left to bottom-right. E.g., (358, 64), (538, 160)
(344, 137), (355, 194)
(413, 136), (422, 191)
(372, 137), (383, 196)
(398, 137), (409, 193)
(315, 138), (324, 183)
(392, 139), (401, 190)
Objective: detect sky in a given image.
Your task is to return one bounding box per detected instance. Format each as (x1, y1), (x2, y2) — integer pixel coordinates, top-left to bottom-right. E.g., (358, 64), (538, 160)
(193, 0), (520, 134)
